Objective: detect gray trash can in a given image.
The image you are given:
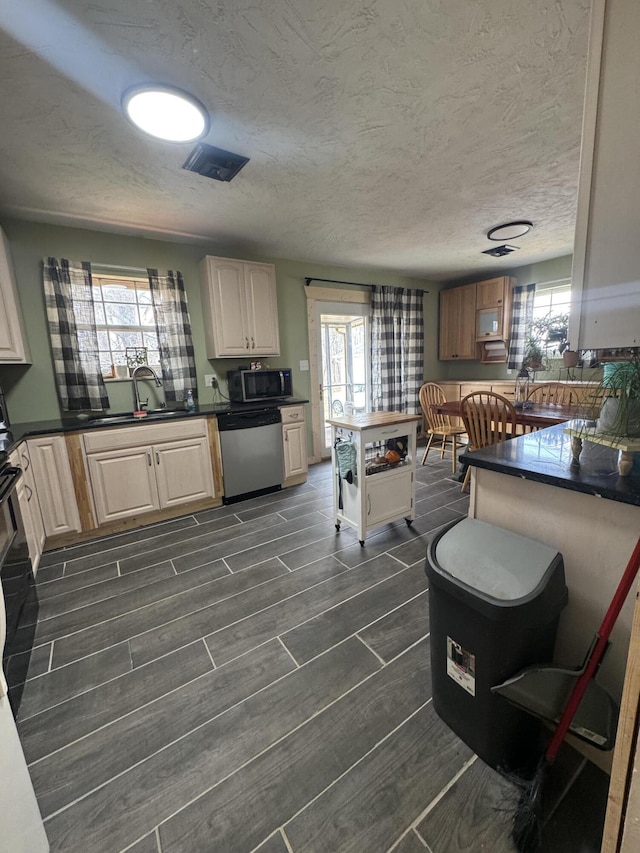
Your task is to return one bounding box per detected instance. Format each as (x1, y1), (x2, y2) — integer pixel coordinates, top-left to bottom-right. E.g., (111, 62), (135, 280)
(425, 517), (568, 772)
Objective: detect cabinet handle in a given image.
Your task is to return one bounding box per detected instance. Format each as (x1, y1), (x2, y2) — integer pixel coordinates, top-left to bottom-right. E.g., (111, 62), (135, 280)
(245, 337), (249, 349)
(497, 299), (502, 304)
(251, 337), (255, 349)
(381, 428), (399, 435)
(147, 451), (152, 466)
(156, 451), (160, 465)
(21, 452), (30, 470)
(290, 413), (299, 419)
(367, 494), (371, 516)
(319, 384), (323, 400)
(25, 484), (33, 501)
(284, 432), (288, 441)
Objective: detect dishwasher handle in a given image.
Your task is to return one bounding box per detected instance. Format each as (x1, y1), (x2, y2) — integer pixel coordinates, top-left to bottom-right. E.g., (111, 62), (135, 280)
(217, 410), (282, 431)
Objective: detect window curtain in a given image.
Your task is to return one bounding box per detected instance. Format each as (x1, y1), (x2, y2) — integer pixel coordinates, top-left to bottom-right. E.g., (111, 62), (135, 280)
(147, 268), (197, 402)
(370, 286), (424, 414)
(43, 258), (109, 411)
(507, 283), (536, 370)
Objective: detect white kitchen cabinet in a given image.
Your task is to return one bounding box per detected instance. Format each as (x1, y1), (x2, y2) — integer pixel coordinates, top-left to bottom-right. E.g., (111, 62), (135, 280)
(87, 446), (161, 525)
(9, 444), (45, 571)
(199, 255), (280, 358)
(27, 434), (81, 537)
(83, 419), (215, 525)
(0, 227), (30, 363)
(326, 411), (421, 545)
(280, 405), (308, 486)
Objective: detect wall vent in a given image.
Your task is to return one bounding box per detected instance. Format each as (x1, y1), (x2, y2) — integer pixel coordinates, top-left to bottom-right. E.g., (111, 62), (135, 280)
(182, 143), (249, 182)
(482, 244), (519, 257)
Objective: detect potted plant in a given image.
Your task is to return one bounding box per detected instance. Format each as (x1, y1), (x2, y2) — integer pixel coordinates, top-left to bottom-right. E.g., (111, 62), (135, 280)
(523, 332), (547, 372)
(596, 355), (640, 437)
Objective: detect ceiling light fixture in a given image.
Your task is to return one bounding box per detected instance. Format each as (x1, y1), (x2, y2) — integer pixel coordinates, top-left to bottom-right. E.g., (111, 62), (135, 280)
(487, 220), (533, 241)
(122, 85), (209, 143)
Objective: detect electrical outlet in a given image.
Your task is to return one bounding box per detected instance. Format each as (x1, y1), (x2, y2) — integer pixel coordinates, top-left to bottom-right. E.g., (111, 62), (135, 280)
(204, 374), (218, 388)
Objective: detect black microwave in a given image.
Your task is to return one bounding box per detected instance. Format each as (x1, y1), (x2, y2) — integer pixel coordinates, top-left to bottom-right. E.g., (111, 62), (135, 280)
(227, 368), (293, 403)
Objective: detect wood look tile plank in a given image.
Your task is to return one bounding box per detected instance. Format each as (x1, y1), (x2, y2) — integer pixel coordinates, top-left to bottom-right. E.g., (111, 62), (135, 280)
(280, 562), (427, 665)
(387, 518), (461, 568)
(17, 642), (132, 721)
(414, 486), (463, 515)
(32, 639), (297, 817)
(358, 591), (429, 662)
(35, 562), (120, 601)
(131, 556), (350, 668)
(285, 704), (473, 853)
(119, 512), (323, 575)
(122, 832), (160, 853)
(157, 639), (431, 853)
(36, 562), (176, 616)
(212, 519), (337, 572)
(43, 637), (381, 853)
(61, 514), (235, 575)
(51, 559), (288, 668)
(205, 554), (410, 666)
(6, 643), (52, 688)
(33, 562), (65, 583)
(34, 560), (229, 644)
(277, 524), (361, 571)
(416, 758), (519, 853)
(19, 641), (214, 764)
(254, 832), (289, 853)
(392, 830), (430, 852)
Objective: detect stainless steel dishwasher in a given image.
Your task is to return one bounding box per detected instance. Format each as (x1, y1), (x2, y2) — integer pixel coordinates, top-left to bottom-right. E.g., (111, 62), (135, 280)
(218, 409), (284, 504)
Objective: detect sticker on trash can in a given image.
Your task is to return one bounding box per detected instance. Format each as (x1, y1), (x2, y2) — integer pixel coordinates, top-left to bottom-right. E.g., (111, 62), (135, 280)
(446, 637), (476, 696)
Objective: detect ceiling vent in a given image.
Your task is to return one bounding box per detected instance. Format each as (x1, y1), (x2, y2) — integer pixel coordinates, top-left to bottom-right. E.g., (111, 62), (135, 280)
(182, 143), (249, 182)
(482, 244), (519, 257)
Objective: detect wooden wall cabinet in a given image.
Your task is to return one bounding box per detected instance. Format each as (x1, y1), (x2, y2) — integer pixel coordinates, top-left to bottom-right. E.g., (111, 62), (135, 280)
(439, 283), (477, 360)
(280, 405), (308, 487)
(0, 227), (31, 363)
(199, 255), (280, 358)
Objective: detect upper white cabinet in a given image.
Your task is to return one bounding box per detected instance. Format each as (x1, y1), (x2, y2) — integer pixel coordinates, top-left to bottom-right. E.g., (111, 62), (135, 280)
(199, 255), (280, 358)
(0, 227), (31, 363)
(571, 0), (640, 349)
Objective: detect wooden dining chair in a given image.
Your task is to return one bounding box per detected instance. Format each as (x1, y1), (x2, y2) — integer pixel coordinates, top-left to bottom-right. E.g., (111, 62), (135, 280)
(459, 391), (517, 492)
(526, 382), (582, 406)
(419, 382), (467, 472)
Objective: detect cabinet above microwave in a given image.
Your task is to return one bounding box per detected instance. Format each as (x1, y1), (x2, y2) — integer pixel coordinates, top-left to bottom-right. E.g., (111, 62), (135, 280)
(199, 255), (280, 358)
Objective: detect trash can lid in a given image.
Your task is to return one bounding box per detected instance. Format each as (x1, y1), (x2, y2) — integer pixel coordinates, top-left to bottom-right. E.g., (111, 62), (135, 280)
(433, 518), (561, 601)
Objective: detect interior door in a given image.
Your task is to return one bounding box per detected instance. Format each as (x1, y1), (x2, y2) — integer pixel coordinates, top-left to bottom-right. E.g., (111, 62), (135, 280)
(316, 301), (371, 456)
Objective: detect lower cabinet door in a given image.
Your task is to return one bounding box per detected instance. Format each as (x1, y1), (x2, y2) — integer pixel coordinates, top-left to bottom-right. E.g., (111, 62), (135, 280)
(154, 437), (215, 508)
(282, 422), (308, 480)
(365, 469), (413, 527)
(87, 447), (160, 525)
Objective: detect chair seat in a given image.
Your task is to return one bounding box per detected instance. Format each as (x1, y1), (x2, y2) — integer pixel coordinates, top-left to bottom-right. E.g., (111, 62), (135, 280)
(428, 426), (466, 437)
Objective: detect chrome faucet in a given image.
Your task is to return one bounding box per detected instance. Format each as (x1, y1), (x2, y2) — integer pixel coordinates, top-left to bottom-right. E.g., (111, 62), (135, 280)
(132, 365), (164, 411)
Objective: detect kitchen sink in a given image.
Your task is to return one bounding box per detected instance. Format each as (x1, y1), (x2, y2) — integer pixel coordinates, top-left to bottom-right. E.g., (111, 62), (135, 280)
(84, 408), (191, 426)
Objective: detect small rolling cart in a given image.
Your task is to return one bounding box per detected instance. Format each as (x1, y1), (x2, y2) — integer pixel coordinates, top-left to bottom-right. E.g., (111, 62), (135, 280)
(326, 411), (421, 545)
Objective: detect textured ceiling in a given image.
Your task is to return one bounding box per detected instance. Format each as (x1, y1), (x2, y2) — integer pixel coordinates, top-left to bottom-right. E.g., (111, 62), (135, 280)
(0, 0), (591, 280)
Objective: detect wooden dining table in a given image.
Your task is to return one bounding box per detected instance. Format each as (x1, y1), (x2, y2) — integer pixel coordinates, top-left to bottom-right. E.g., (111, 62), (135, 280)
(431, 399), (593, 430)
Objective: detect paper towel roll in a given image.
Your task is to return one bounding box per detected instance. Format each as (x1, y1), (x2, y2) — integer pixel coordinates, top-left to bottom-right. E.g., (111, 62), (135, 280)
(484, 342), (507, 351)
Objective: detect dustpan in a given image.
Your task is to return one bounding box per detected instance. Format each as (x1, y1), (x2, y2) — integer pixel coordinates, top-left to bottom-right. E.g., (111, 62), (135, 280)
(492, 640), (619, 750)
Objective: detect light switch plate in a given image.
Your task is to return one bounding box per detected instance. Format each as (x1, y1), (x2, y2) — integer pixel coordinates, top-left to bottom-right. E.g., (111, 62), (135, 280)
(299, 360), (309, 371)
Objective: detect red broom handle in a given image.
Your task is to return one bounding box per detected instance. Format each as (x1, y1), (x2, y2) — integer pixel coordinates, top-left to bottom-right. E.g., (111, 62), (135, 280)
(546, 536), (640, 764)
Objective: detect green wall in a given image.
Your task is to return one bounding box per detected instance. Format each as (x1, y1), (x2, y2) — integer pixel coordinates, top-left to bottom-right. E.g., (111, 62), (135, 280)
(0, 218), (438, 440)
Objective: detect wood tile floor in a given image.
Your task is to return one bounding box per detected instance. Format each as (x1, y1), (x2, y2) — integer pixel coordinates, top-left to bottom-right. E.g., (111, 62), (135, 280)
(10, 456), (608, 852)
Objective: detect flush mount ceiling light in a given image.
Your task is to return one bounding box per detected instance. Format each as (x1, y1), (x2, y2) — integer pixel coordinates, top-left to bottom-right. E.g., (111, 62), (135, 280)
(122, 85), (209, 143)
(487, 220), (533, 241)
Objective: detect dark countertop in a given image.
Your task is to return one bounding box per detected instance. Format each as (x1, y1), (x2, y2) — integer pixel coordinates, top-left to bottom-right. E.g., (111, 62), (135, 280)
(462, 422), (640, 508)
(3, 398), (309, 448)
